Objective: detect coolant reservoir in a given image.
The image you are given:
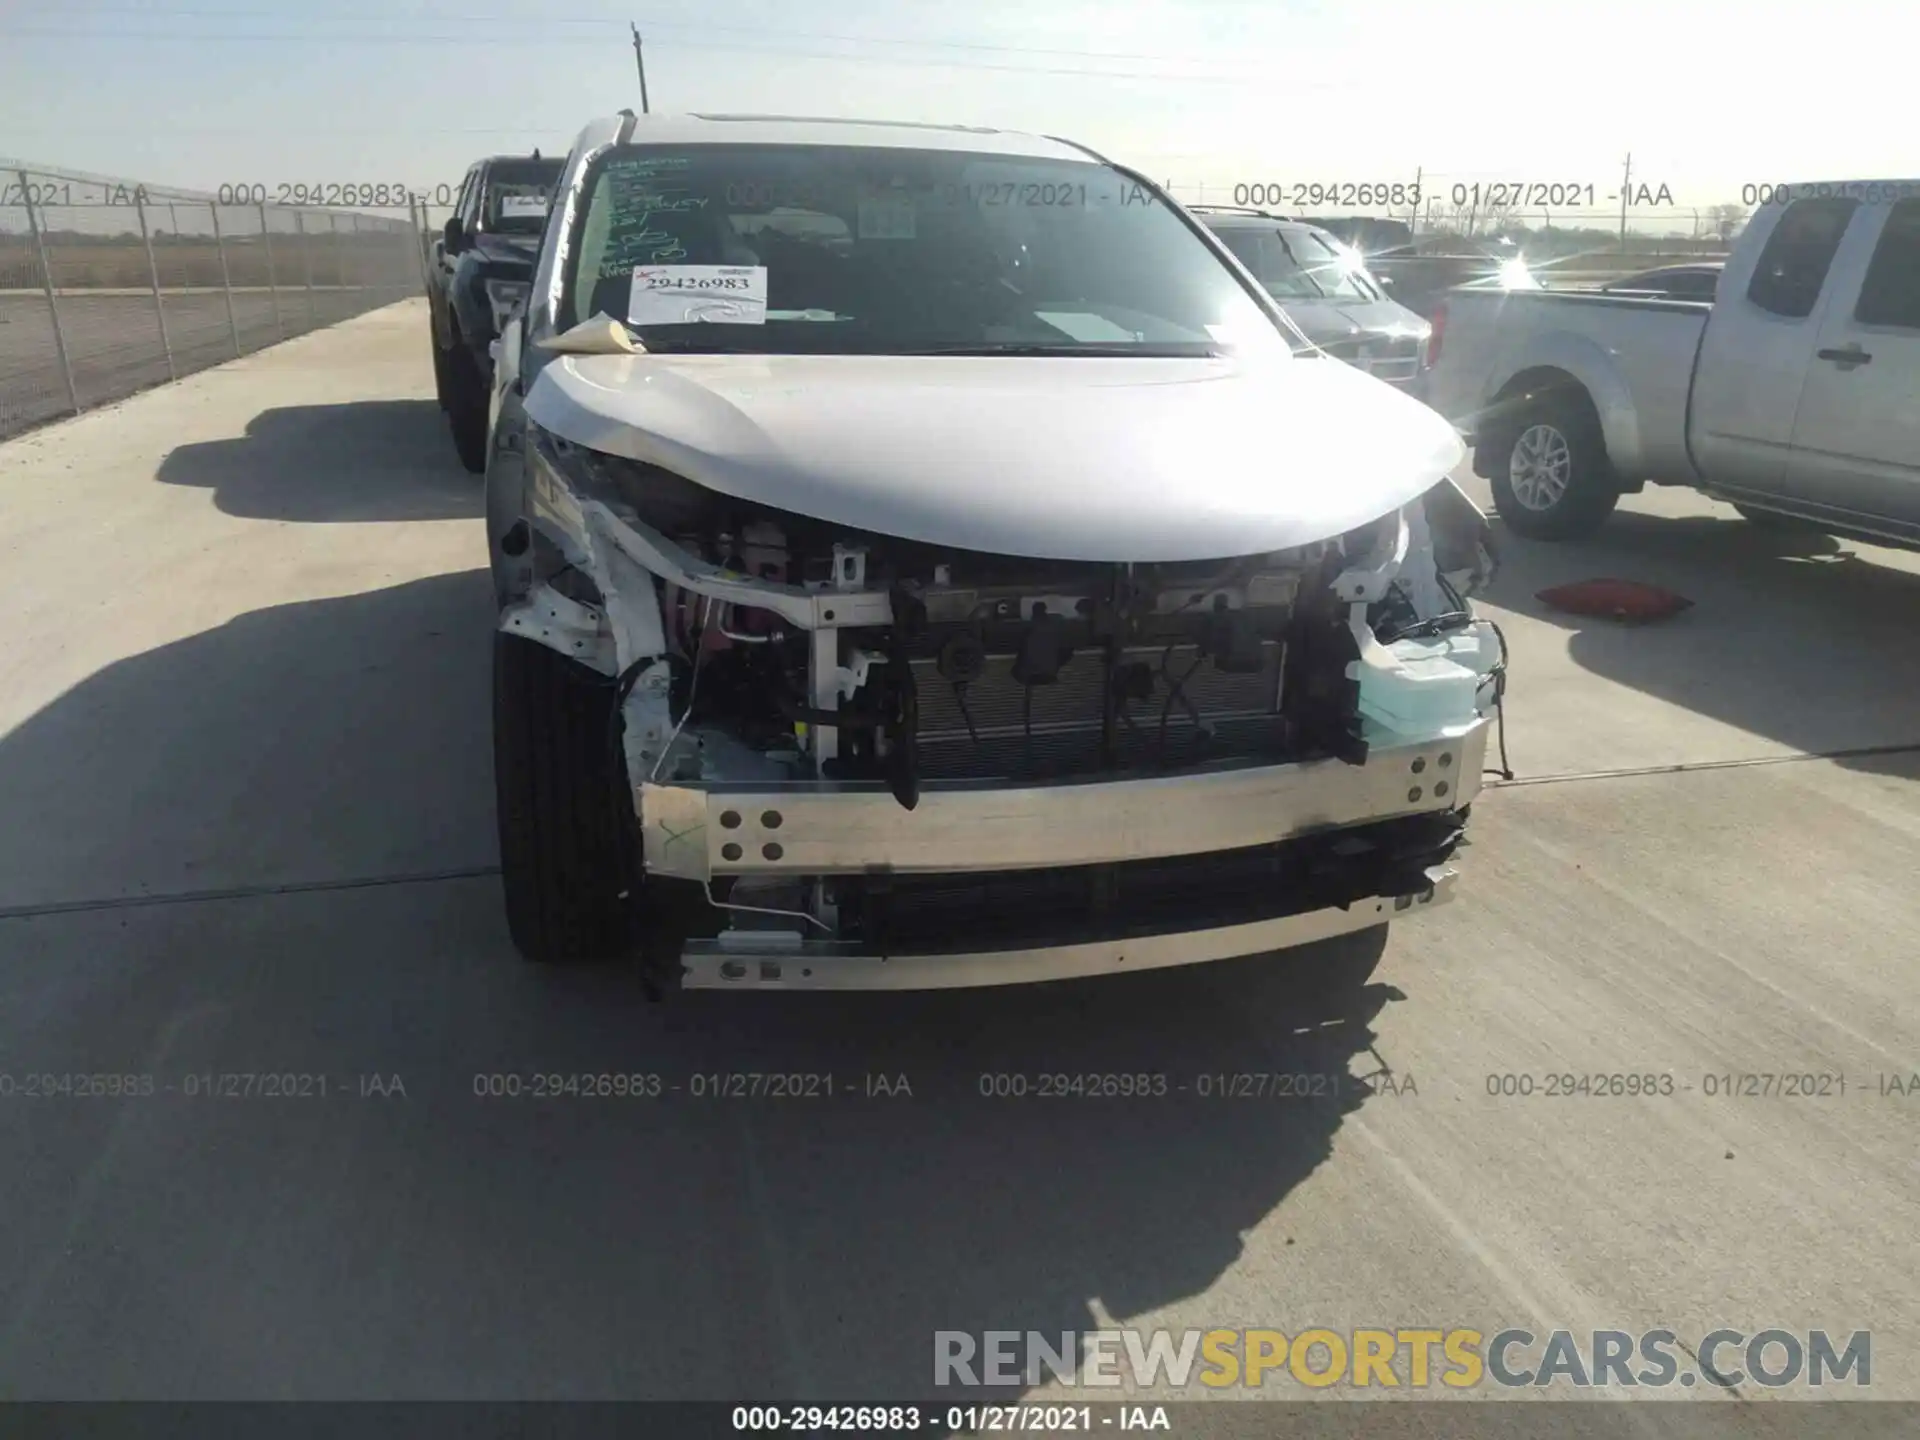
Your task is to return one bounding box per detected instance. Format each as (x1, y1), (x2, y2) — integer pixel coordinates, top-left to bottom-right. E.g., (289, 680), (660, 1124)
(1350, 619), (1500, 740)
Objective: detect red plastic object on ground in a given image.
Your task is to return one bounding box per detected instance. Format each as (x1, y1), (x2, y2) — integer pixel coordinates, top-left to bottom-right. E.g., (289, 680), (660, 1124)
(1536, 577), (1694, 623)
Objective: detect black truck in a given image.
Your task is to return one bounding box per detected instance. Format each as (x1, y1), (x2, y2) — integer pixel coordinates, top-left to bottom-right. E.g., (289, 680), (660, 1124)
(427, 153), (565, 471)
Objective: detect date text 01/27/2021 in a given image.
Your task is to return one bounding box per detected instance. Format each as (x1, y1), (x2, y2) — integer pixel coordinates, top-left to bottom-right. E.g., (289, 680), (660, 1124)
(973, 1072), (1412, 1098)
(0, 1073), (406, 1098)
(3, 181), (455, 209)
(469, 1072), (914, 1099)
(1483, 1072), (1920, 1098)
(730, 1405), (1172, 1432)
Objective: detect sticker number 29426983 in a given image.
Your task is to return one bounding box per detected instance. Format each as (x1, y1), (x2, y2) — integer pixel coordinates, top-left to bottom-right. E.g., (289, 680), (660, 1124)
(627, 265), (769, 326)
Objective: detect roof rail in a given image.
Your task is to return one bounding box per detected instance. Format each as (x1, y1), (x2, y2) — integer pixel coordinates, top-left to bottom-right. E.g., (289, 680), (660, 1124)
(1186, 204), (1292, 221)
(1044, 134), (1113, 165)
(688, 113), (1002, 133)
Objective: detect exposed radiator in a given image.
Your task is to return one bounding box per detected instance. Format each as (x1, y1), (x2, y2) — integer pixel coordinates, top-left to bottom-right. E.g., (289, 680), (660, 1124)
(909, 640), (1286, 779)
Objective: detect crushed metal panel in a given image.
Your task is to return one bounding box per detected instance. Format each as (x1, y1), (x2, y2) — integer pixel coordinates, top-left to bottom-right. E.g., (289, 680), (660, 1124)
(498, 585), (616, 674)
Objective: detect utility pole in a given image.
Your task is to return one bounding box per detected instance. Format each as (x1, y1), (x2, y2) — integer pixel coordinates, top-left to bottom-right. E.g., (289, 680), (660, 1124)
(1407, 166), (1422, 236)
(1619, 152), (1632, 254)
(631, 23), (650, 114)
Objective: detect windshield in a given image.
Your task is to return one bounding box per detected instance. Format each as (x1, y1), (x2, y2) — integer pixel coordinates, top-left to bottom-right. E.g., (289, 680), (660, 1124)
(1318, 217), (1416, 256)
(484, 161), (563, 236)
(1212, 225), (1383, 302)
(556, 143), (1296, 357)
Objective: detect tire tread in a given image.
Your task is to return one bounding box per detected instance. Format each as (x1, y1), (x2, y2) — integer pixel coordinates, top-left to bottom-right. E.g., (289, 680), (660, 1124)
(493, 633), (632, 964)
(447, 331), (489, 474)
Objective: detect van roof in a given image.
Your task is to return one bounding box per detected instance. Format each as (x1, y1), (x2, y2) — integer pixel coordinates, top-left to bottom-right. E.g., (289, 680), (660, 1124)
(575, 112), (1101, 163)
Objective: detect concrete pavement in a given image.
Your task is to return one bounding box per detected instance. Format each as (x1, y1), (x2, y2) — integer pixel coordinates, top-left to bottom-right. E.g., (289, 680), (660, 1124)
(1, 304), (1916, 1414)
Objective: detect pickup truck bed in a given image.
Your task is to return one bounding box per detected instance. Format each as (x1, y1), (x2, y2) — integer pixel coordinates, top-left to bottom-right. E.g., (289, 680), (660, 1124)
(1425, 289), (1710, 489)
(1424, 181), (1920, 545)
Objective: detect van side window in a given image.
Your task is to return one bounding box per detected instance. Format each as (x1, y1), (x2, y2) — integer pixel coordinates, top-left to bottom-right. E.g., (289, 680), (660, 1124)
(1853, 199), (1920, 330)
(1745, 197), (1859, 319)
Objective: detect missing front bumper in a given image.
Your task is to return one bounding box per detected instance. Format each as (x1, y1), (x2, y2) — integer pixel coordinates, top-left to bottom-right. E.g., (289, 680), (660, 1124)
(681, 864), (1456, 990)
(640, 719), (1489, 883)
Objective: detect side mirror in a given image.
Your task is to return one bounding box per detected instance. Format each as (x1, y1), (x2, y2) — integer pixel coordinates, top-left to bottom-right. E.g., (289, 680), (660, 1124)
(443, 217), (465, 253)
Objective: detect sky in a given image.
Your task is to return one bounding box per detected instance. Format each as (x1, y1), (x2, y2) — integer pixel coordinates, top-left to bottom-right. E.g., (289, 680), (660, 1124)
(0, 0), (1913, 221)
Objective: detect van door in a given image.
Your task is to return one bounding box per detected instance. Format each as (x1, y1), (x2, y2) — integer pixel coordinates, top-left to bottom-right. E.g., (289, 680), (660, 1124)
(1781, 197), (1920, 536)
(1690, 196), (1858, 494)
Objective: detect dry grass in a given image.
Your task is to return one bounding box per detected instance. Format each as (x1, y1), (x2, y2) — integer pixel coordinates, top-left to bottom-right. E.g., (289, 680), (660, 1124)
(2, 236), (419, 290)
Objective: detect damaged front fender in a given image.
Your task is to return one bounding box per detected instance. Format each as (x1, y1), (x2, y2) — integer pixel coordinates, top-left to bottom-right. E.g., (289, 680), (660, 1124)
(1422, 473), (1499, 596)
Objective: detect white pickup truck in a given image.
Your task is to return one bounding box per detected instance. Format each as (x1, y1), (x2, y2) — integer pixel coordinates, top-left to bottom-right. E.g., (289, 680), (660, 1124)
(1424, 181), (1920, 543)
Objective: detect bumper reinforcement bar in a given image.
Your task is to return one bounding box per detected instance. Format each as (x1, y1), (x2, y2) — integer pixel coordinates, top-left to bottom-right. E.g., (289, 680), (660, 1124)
(642, 720), (1489, 883)
(680, 865), (1456, 991)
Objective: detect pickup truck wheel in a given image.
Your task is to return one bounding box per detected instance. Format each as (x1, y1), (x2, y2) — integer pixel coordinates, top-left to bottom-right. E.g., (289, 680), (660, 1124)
(1486, 396), (1619, 540)
(447, 339), (490, 476)
(493, 632), (636, 965)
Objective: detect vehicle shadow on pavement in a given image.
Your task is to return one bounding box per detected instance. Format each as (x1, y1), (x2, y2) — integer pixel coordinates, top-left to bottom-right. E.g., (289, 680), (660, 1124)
(484, 935), (1403, 1405)
(153, 399), (479, 524)
(0, 569), (1406, 1400)
(1479, 508), (1920, 776)
(0, 570), (499, 912)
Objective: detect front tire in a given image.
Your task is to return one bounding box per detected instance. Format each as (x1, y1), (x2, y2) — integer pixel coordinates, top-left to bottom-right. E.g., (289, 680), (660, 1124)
(1485, 392), (1619, 540)
(447, 336), (490, 475)
(493, 632), (635, 965)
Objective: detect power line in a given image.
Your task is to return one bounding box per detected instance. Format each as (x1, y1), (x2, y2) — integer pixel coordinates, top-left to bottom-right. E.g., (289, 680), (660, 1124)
(2, 25), (598, 42)
(26, 126), (583, 135)
(0, 27), (1308, 84)
(56, 6), (1224, 63)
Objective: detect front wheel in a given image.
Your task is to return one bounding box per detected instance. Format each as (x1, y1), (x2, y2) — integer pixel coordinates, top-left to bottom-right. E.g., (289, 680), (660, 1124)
(1485, 393), (1619, 541)
(493, 632), (635, 965)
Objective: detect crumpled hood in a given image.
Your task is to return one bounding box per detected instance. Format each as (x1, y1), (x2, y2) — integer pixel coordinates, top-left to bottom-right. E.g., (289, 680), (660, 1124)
(523, 349), (1464, 562)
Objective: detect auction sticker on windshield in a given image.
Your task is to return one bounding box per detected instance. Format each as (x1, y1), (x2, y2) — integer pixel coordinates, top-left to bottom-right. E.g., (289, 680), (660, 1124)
(499, 194), (550, 219)
(628, 265), (769, 326)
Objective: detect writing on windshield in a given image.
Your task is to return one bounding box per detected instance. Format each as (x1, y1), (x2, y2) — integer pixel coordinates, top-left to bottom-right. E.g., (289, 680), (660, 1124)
(558, 144), (1295, 358)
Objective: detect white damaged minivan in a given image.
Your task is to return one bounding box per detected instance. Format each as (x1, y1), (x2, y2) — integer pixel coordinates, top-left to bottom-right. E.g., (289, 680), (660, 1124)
(481, 112), (1506, 994)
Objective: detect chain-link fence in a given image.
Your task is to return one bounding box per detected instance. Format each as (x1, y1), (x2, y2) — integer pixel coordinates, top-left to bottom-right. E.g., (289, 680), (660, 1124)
(0, 162), (429, 441)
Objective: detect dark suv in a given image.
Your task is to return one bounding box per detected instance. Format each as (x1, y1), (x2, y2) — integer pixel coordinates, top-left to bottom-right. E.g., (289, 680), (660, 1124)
(1194, 209), (1433, 391)
(428, 153), (564, 471)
